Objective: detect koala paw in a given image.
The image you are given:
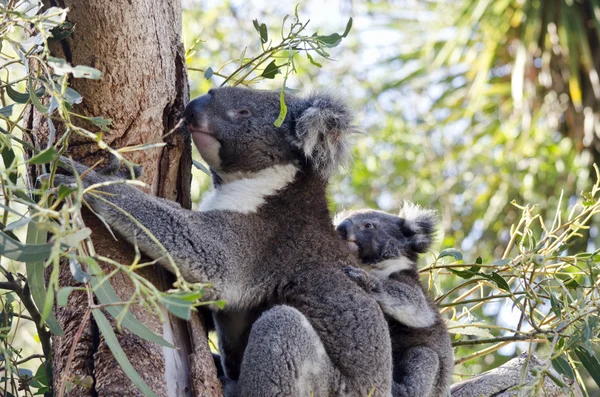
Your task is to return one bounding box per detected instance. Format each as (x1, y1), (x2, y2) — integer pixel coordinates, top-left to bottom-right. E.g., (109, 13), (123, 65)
(343, 266), (380, 292)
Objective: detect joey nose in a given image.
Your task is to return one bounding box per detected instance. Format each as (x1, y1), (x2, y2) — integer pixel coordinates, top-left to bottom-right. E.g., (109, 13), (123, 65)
(336, 221), (355, 241)
(183, 93), (213, 128)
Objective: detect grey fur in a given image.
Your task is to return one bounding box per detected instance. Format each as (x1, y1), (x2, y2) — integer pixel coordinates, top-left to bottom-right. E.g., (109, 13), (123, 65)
(336, 202), (453, 397)
(53, 87), (392, 397)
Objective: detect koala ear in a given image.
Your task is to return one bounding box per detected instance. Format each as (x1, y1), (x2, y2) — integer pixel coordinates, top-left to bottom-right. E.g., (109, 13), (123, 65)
(293, 93), (359, 178)
(398, 201), (438, 253)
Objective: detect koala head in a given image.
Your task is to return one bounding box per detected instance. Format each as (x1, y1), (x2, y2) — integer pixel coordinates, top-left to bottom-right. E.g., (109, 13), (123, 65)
(335, 202), (437, 271)
(182, 87), (357, 181)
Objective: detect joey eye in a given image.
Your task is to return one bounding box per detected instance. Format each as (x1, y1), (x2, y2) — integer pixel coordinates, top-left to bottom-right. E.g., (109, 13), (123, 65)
(236, 108), (252, 118)
(364, 222), (375, 230)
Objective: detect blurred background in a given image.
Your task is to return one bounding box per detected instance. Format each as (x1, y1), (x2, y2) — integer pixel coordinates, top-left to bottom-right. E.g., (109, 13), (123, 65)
(183, 0), (600, 392)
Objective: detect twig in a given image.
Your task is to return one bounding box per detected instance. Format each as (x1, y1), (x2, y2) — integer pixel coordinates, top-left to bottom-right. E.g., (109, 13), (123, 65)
(453, 333), (548, 347)
(0, 353), (45, 371)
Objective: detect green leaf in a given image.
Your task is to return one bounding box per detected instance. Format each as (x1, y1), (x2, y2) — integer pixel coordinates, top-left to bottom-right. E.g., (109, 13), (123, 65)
(0, 104), (14, 117)
(482, 272), (511, 292)
(28, 78), (49, 113)
(549, 293), (563, 317)
(87, 116), (112, 132)
(25, 222), (63, 336)
(448, 265), (480, 279)
(192, 159), (210, 176)
(28, 147), (58, 165)
(259, 23), (268, 44)
(575, 348), (600, 388)
(273, 88), (288, 127)
(57, 184), (77, 201)
(261, 60), (280, 79)
(87, 259), (174, 348)
(47, 57), (102, 79)
(60, 228), (92, 247)
(252, 19), (260, 33)
(0, 230), (53, 262)
(32, 362), (49, 387)
(57, 287), (75, 307)
(438, 248), (463, 261)
(5, 85), (30, 104)
(204, 67), (213, 80)
(158, 294), (193, 320)
(306, 53), (322, 68)
(92, 310), (158, 397)
(69, 258), (91, 283)
(4, 216), (32, 232)
(316, 33), (342, 48)
(342, 17), (353, 38)
(64, 87), (83, 104)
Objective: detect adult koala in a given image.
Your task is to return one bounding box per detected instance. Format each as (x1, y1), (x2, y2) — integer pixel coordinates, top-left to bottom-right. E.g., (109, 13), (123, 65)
(53, 87), (393, 397)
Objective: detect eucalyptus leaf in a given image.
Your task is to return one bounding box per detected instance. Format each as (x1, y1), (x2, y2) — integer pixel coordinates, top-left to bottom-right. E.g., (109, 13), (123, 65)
(92, 310), (158, 397)
(192, 159), (210, 176)
(28, 147), (58, 165)
(25, 222), (63, 336)
(87, 258), (174, 348)
(274, 88), (288, 128)
(69, 258), (91, 283)
(261, 60), (279, 79)
(57, 287), (75, 307)
(0, 104), (15, 117)
(5, 85), (30, 104)
(0, 230), (53, 262)
(575, 348), (600, 388)
(60, 228), (92, 247)
(438, 248), (463, 261)
(158, 294), (193, 320)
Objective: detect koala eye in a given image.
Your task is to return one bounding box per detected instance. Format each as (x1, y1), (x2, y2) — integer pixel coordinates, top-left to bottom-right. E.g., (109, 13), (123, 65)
(364, 222), (375, 230)
(236, 108), (252, 118)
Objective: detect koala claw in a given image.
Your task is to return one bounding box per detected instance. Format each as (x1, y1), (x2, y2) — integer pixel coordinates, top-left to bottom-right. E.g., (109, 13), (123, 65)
(343, 266), (379, 292)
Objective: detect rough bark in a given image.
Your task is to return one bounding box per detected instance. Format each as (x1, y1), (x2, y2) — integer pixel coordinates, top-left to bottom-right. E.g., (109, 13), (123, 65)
(451, 354), (582, 397)
(27, 1), (220, 396)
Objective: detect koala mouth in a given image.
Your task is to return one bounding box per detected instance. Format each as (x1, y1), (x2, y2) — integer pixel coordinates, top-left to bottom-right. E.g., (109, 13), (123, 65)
(344, 240), (360, 255)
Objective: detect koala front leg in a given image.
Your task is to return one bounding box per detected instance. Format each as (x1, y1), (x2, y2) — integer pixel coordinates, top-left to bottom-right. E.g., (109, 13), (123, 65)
(392, 347), (440, 397)
(375, 279), (437, 329)
(344, 266), (437, 329)
(50, 168), (241, 302)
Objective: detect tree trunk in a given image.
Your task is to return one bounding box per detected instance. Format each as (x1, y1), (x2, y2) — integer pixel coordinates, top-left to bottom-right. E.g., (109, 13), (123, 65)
(27, 1), (221, 396)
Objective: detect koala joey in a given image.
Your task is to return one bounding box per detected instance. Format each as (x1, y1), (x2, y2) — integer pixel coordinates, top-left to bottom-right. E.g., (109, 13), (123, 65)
(336, 203), (453, 397)
(52, 87), (392, 397)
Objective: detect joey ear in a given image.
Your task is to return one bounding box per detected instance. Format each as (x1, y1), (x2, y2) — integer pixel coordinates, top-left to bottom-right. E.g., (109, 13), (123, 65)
(398, 201), (438, 253)
(293, 93), (359, 178)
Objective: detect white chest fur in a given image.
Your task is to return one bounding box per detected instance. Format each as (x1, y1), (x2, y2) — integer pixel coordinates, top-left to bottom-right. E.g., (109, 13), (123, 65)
(199, 164), (298, 214)
(370, 257), (413, 279)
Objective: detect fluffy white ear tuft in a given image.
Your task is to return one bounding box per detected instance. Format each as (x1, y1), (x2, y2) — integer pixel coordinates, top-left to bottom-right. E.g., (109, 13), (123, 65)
(294, 93), (359, 178)
(398, 201), (438, 253)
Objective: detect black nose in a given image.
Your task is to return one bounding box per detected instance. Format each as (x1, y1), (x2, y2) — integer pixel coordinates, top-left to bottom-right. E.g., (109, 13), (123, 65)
(336, 220), (352, 239)
(183, 92), (213, 126)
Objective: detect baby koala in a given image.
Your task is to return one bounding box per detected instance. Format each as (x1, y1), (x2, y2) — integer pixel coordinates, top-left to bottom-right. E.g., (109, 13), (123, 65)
(336, 202), (453, 397)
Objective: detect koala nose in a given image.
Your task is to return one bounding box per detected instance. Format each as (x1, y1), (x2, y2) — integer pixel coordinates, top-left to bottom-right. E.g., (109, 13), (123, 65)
(336, 220), (356, 241)
(183, 92), (213, 128)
